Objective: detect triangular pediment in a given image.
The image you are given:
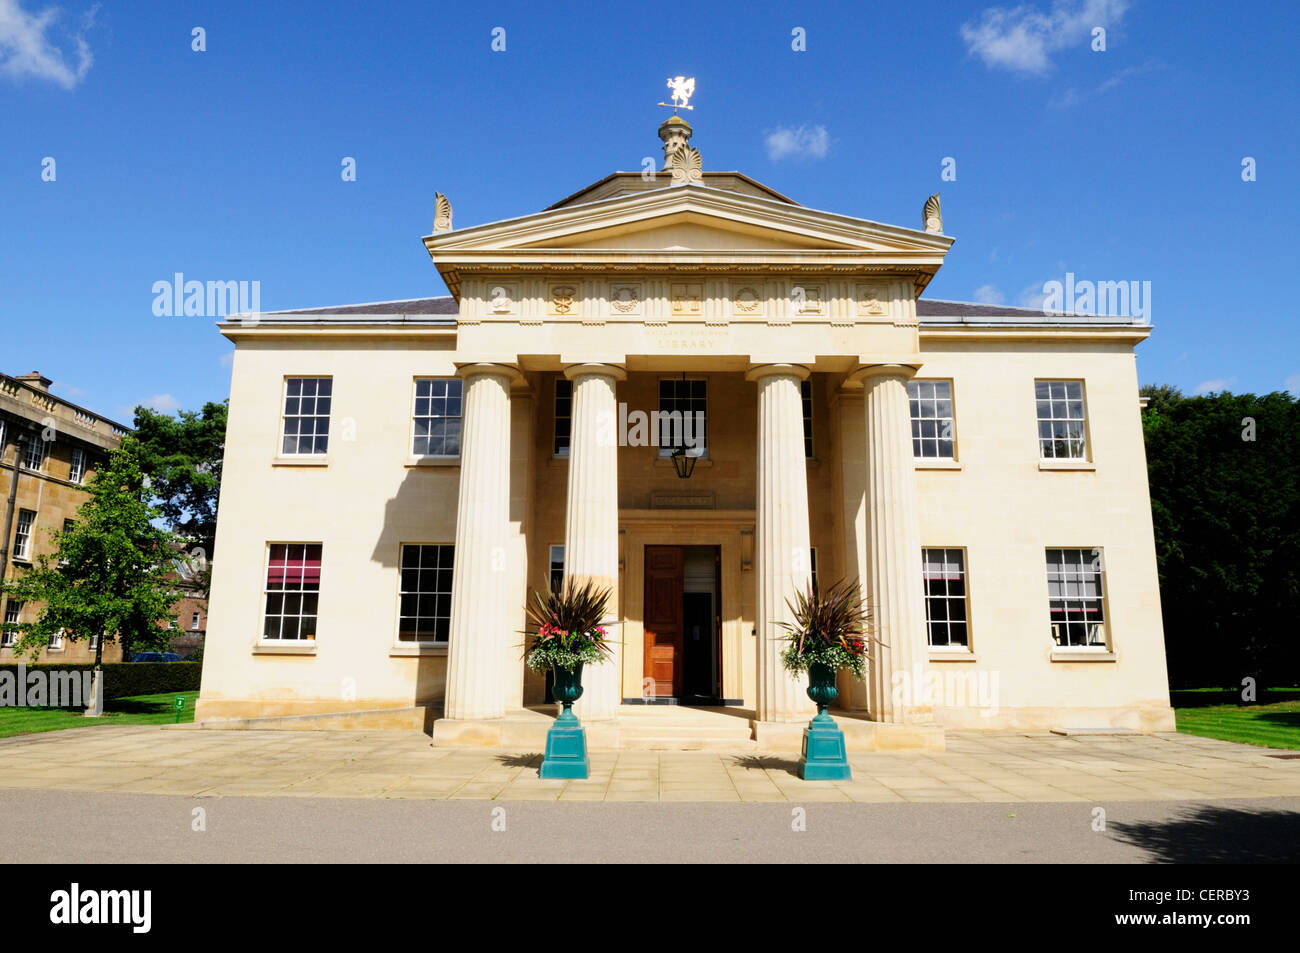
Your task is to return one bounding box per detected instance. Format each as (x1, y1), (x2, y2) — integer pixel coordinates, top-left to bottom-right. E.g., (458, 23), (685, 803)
(518, 212), (851, 251)
(427, 184), (950, 255)
(424, 182), (954, 298)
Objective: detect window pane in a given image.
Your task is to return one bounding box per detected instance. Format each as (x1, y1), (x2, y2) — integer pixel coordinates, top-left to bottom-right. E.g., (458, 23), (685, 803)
(413, 378), (462, 456)
(1045, 548), (1105, 647)
(923, 548), (968, 649)
(907, 381), (956, 459)
(397, 544), (455, 643)
(282, 378), (331, 455)
(1036, 382), (1087, 459)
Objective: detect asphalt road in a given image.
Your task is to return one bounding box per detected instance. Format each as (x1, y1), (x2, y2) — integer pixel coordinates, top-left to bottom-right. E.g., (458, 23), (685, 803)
(1, 790), (1297, 863)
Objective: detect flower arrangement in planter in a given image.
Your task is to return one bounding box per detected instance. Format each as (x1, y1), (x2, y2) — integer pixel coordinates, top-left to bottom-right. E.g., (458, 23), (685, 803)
(776, 578), (879, 781)
(523, 578), (613, 677)
(523, 578), (613, 780)
(778, 578), (875, 684)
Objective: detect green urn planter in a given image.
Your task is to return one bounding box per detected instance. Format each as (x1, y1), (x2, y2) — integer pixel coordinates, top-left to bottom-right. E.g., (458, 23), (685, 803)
(539, 663), (590, 779)
(799, 662), (852, 781)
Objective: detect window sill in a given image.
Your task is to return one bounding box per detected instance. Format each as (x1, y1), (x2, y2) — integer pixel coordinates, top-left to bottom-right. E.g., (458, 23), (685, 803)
(929, 650), (977, 661)
(252, 641), (317, 656)
(653, 455), (713, 468)
(272, 456), (329, 468)
(1050, 648), (1116, 662)
(915, 460), (963, 471)
(1039, 459), (1095, 471)
(405, 456), (460, 468)
(389, 644), (448, 657)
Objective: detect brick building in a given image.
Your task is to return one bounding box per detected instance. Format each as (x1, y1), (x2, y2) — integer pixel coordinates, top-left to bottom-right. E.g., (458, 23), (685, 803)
(0, 371), (130, 663)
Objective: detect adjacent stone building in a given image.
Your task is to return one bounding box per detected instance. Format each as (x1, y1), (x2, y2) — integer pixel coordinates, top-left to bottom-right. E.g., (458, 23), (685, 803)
(0, 371), (130, 663)
(196, 117), (1175, 745)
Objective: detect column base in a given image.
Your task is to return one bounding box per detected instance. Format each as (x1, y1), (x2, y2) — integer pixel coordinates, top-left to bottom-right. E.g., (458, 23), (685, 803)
(539, 710), (590, 779)
(799, 712), (852, 780)
(754, 716), (945, 752)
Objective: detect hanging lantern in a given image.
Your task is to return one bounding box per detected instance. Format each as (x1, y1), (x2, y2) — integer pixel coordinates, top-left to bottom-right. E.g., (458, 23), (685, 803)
(670, 446), (697, 479)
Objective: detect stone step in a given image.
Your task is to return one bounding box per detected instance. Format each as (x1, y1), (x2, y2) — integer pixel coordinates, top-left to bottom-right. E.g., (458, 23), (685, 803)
(619, 735), (758, 751)
(192, 706), (430, 732)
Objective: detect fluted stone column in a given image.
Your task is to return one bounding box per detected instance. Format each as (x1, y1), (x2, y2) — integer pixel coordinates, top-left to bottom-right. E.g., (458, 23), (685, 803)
(444, 364), (516, 721)
(563, 363), (626, 721)
(853, 364), (931, 723)
(747, 364), (817, 723)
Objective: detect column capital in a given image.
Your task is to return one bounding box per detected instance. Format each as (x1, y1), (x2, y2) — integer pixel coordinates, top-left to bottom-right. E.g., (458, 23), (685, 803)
(849, 361), (922, 384)
(745, 362), (811, 383)
(562, 362), (627, 383)
(455, 361), (524, 384)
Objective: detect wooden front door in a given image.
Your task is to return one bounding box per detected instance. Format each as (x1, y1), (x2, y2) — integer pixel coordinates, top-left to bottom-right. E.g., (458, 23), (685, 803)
(643, 546), (684, 698)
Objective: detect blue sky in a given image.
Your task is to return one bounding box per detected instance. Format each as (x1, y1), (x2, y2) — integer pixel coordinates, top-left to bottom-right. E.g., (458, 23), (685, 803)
(1, 0), (1296, 423)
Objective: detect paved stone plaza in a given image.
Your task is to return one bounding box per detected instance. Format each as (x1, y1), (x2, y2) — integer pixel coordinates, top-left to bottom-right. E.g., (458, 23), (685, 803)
(0, 727), (1296, 803)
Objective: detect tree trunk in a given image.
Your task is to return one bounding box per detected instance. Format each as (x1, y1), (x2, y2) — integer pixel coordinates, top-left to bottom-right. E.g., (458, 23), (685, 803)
(84, 634), (105, 717)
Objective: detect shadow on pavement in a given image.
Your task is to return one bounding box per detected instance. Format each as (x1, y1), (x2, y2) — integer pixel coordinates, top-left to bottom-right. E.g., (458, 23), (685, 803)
(1110, 804), (1300, 862)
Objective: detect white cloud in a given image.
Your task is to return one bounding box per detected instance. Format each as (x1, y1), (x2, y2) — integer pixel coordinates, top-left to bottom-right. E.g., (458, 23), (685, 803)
(960, 0), (1127, 75)
(1017, 281), (1052, 311)
(1051, 60), (1165, 107)
(140, 393), (179, 413)
(764, 124), (830, 161)
(219, 350), (235, 369)
(1285, 373), (1300, 395)
(1194, 378), (1233, 395)
(51, 380), (86, 399)
(973, 284), (1005, 305)
(0, 0), (98, 89)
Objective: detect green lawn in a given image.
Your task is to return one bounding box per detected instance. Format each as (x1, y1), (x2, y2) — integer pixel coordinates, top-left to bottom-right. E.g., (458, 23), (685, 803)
(0, 691), (198, 739)
(1173, 690), (1300, 750)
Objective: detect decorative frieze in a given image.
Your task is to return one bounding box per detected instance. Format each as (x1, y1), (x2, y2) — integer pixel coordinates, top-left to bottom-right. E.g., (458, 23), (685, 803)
(790, 282), (825, 319)
(856, 281), (891, 318)
(670, 281), (703, 318)
(581, 280), (604, 326)
(548, 282), (581, 318)
(458, 275), (908, 326)
(702, 279), (728, 326)
(486, 282), (517, 316)
(608, 282), (642, 316)
(730, 284), (763, 319)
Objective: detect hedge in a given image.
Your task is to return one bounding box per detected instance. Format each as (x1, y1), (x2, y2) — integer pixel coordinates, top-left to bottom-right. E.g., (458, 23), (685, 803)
(0, 662), (201, 702)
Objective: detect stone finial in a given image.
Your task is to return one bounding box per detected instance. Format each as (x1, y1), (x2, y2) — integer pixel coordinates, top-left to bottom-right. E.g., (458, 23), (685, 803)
(923, 193), (942, 234)
(434, 192), (453, 233)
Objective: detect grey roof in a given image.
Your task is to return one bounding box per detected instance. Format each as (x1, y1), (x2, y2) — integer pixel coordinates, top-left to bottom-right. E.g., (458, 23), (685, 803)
(270, 297), (459, 316)
(917, 298), (1148, 327)
(916, 298), (1049, 318)
(263, 295), (1144, 327)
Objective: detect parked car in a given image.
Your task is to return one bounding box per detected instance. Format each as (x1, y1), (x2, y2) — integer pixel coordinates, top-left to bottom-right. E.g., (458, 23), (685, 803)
(129, 652), (182, 662)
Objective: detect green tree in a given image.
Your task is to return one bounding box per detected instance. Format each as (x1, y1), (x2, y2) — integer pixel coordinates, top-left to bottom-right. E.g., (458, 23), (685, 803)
(130, 400), (227, 558)
(0, 442), (183, 680)
(1141, 386), (1300, 688)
